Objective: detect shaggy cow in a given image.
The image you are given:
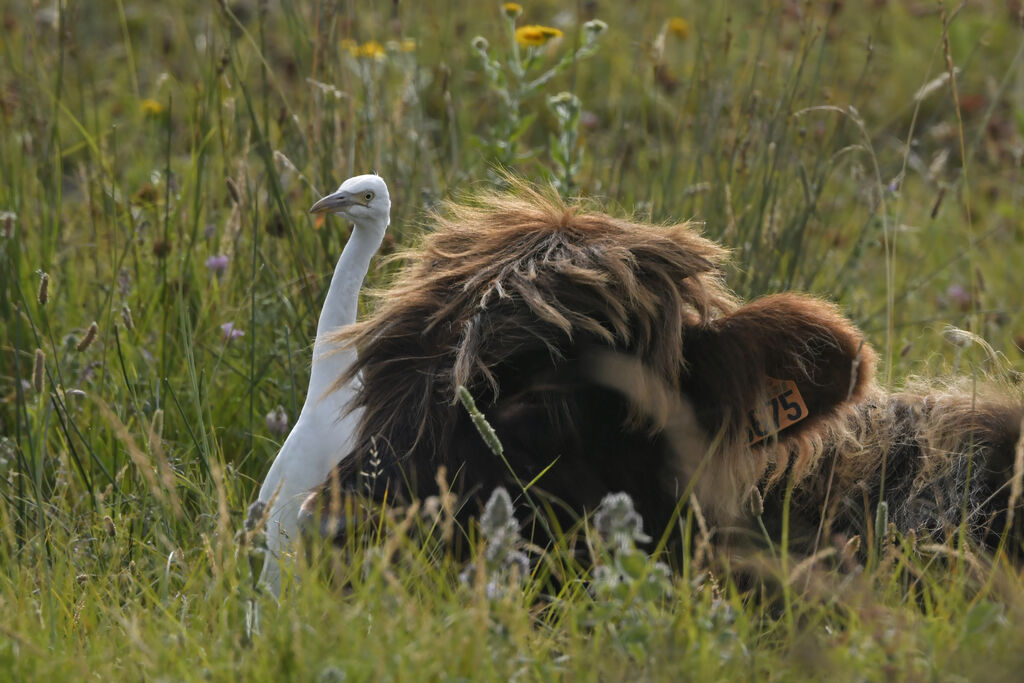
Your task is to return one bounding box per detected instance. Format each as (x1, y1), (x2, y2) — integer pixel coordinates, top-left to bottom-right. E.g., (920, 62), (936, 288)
(300, 182), (1024, 561)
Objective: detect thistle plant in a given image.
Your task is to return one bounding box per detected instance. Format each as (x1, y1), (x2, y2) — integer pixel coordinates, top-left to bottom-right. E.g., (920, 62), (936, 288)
(588, 493), (675, 659)
(460, 487), (530, 599)
(471, 6), (606, 176)
(590, 493), (671, 602)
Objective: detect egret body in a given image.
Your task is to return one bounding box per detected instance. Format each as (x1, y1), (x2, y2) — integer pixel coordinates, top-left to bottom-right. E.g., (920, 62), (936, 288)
(256, 174), (390, 591)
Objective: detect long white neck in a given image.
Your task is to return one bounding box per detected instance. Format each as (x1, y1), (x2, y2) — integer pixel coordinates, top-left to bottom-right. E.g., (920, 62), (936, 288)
(304, 220), (386, 408)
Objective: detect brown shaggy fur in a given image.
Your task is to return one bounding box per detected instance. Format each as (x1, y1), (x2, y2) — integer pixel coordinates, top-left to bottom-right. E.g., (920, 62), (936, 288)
(310, 182), (879, 540)
(789, 383), (1024, 549)
(331, 182), (738, 456)
(307, 181), (1024, 559)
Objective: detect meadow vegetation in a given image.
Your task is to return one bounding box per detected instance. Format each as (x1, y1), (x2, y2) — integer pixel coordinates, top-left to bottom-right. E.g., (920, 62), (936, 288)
(2, 0), (1024, 678)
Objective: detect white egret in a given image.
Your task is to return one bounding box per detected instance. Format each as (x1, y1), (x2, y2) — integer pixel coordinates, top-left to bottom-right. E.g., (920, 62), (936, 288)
(254, 173), (390, 592)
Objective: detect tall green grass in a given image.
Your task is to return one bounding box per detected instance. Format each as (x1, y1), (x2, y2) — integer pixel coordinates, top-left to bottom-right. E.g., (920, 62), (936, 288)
(2, 0), (1024, 678)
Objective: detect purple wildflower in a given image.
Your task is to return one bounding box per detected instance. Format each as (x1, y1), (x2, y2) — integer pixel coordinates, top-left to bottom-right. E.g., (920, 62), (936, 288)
(945, 283), (971, 311)
(221, 322), (245, 341)
(205, 254), (229, 276)
(580, 110), (599, 131)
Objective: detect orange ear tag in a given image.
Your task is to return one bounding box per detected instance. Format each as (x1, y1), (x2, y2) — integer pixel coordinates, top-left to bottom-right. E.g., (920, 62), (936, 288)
(747, 378), (809, 445)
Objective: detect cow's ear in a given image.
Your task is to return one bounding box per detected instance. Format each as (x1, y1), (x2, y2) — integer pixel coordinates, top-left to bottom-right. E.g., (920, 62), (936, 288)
(682, 293), (875, 444)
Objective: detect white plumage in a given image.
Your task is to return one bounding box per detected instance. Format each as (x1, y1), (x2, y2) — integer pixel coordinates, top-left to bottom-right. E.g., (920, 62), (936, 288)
(254, 174), (390, 592)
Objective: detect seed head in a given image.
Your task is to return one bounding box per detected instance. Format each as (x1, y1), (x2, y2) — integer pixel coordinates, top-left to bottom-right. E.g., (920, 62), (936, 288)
(225, 176), (242, 205)
(76, 321), (99, 352)
(32, 348), (45, 393)
(117, 268), (131, 296)
(456, 385), (504, 456)
(37, 272), (50, 306)
(913, 70), (956, 103)
(151, 408), (164, 441)
(152, 239), (171, 259)
(583, 19), (608, 41)
(942, 325), (974, 349)
(748, 486), (764, 517)
(120, 304), (135, 331)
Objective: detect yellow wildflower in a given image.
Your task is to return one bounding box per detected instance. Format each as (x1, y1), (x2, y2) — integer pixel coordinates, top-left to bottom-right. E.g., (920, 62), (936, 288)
(356, 40), (386, 59)
(667, 17), (690, 40)
(140, 99), (164, 116)
(502, 3), (523, 19)
(342, 39), (386, 59)
(515, 24), (563, 47)
(400, 38), (416, 52)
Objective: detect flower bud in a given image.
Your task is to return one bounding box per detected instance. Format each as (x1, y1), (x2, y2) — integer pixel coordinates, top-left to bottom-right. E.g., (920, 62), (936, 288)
(502, 3), (523, 20)
(265, 405), (289, 436)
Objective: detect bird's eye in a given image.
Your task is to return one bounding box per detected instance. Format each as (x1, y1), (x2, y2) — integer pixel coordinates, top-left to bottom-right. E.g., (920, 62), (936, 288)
(364, 192), (374, 202)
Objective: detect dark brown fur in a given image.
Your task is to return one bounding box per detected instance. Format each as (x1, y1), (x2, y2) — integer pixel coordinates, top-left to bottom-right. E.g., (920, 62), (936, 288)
(786, 384), (1024, 551)
(308, 182), (1023, 559)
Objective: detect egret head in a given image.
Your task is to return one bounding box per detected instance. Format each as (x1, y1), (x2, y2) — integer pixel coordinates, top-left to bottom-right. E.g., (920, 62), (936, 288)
(310, 174), (391, 230)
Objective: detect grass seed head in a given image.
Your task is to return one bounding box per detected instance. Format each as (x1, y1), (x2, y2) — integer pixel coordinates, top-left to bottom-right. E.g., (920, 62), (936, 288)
(120, 304), (135, 331)
(76, 322), (98, 352)
(37, 272), (49, 305)
(225, 176), (241, 205)
(32, 348), (45, 393)
(748, 486), (765, 517)
(151, 408), (164, 441)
